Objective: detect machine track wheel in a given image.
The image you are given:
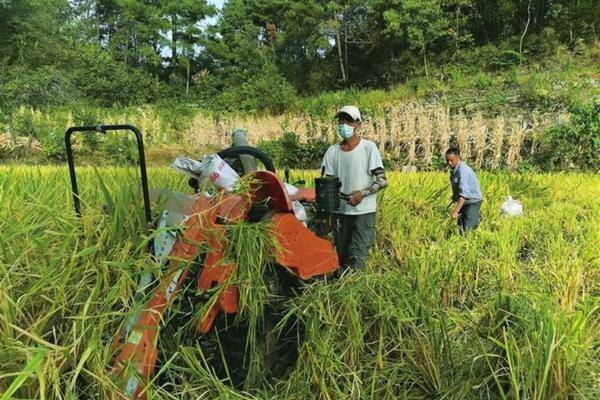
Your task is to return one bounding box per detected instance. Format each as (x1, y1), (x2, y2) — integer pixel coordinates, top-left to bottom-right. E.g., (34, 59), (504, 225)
(209, 264), (301, 388)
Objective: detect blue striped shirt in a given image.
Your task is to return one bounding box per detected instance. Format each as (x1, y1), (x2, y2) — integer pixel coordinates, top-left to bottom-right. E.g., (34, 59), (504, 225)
(450, 161), (483, 204)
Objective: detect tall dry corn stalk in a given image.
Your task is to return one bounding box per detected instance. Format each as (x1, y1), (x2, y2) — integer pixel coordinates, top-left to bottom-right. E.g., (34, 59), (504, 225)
(506, 119), (526, 169)
(360, 115), (380, 151)
(402, 103), (417, 163)
(435, 107), (452, 157)
(418, 107), (434, 164)
(453, 111), (471, 160)
(75, 103), (547, 170)
(471, 112), (487, 168)
(489, 116), (505, 169)
(389, 105), (403, 154)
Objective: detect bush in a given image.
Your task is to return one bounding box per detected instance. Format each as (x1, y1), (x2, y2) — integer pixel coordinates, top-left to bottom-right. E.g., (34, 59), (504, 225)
(70, 45), (161, 106)
(258, 131), (331, 169)
(489, 50), (525, 70)
(40, 130), (67, 161)
(73, 108), (102, 151)
(538, 102), (600, 170)
(13, 109), (38, 142)
(214, 61), (298, 114)
(102, 132), (138, 165)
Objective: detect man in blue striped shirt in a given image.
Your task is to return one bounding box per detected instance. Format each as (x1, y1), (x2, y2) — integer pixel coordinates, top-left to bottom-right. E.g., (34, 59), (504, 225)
(445, 147), (483, 231)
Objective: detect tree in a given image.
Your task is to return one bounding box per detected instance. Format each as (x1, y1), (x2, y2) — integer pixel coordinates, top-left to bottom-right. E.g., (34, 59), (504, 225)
(0, 62), (74, 144)
(160, 0), (216, 95)
(0, 0), (74, 144)
(379, 0), (449, 77)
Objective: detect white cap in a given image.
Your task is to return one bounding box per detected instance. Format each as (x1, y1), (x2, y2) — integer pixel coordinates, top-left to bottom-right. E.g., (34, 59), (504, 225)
(335, 105), (362, 122)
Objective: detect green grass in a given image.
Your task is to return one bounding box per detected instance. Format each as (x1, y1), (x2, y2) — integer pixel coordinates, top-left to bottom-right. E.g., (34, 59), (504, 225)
(0, 166), (598, 399)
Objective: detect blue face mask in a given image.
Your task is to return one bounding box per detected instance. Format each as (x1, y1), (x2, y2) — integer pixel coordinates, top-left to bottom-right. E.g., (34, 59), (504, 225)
(338, 124), (354, 140)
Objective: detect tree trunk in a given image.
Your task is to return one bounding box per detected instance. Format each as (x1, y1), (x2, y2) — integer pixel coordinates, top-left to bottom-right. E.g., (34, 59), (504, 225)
(124, 29), (129, 66)
(423, 45), (429, 78)
(171, 15), (178, 67)
(519, 0), (532, 63)
(568, 2), (573, 43)
(186, 56), (190, 96)
(335, 19), (347, 83)
(455, 5), (460, 58)
(344, 16), (349, 82)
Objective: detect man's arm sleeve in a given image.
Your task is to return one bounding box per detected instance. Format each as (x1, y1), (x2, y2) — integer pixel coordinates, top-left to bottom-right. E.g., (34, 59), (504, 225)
(360, 143), (387, 196)
(457, 170), (473, 199)
(361, 167), (388, 196)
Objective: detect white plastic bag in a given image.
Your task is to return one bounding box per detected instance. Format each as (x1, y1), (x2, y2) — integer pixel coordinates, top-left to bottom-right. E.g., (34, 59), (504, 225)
(198, 154), (240, 191)
(172, 154), (240, 191)
(284, 183), (308, 225)
(171, 156), (205, 178)
(500, 196), (523, 217)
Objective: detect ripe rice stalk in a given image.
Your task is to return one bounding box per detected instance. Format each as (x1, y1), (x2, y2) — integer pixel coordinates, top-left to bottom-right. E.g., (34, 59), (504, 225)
(1, 166), (599, 398)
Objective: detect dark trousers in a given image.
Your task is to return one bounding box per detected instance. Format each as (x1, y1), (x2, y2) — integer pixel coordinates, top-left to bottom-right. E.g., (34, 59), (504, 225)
(459, 201), (482, 231)
(334, 213), (376, 272)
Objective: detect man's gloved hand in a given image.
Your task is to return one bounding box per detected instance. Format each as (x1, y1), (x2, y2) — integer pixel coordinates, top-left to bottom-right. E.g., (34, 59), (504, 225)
(348, 190), (364, 206)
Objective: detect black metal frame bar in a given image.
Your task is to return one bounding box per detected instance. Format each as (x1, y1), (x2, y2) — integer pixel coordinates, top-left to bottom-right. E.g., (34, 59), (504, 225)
(65, 124), (152, 224)
(216, 146), (275, 173)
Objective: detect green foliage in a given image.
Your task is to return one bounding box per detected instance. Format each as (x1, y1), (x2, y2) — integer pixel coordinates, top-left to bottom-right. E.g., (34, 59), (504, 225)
(39, 131), (67, 161)
(0, 64), (75, 114)
(258, 131), (331, 169)
(2, 0), (599, 112)
(489, 49), (525, 70)
(69, 45), (162, 106)
(215, 61), (298, 114)
(12, 110), (37, 140)
(540, 102), (600, 171)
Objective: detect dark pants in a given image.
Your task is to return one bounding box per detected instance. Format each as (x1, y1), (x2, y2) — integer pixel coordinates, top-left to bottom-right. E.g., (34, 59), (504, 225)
(334, 213), (376, 272)
(459, 201), (482, 231)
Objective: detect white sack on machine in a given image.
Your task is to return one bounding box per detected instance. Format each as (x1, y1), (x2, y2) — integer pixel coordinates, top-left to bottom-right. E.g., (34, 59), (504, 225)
(172, 154), (240, 191)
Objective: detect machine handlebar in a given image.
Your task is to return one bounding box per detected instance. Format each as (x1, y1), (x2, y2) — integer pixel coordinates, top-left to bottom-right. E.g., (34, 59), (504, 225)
(65, 124), (152, 224)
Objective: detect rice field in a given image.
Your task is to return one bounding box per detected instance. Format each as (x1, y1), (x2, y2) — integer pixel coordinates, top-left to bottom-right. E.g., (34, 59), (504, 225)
(0, 166), (599, 399)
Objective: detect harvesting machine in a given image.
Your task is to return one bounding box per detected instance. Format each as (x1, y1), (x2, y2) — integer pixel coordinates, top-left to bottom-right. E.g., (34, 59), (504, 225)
(65, 125), (341, 398)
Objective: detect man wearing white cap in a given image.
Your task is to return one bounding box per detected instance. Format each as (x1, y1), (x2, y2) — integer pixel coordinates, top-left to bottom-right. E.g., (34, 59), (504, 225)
(321, 105), (388, 272)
